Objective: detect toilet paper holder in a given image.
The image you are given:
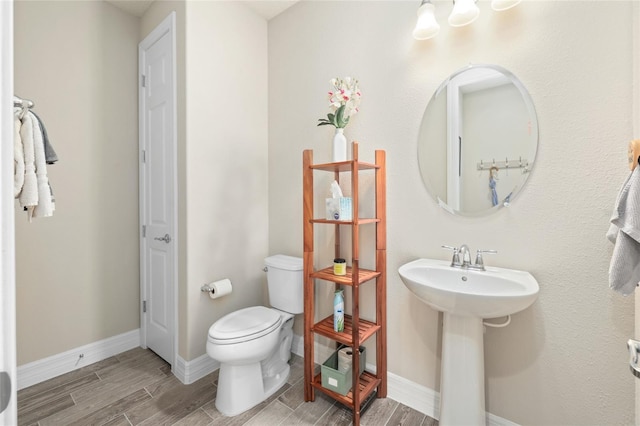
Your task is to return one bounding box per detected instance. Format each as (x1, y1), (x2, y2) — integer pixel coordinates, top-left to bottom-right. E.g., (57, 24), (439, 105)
(200, 278), (233, 299)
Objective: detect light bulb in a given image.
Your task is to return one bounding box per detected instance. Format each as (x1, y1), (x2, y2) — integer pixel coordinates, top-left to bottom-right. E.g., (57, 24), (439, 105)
(448, 0), (480, 27)
(413, 1), (440, 40)
(491, 0), (522, 11)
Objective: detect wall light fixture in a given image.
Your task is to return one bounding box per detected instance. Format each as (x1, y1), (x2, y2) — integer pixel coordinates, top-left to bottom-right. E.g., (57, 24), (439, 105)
(413, 0), (522, 40)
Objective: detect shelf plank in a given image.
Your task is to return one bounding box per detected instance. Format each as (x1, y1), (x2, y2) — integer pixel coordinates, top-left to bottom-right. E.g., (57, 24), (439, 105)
(312, 314), (380, 346)
(310, 218), (380, 226)
(311, 371), (381, 407)
(311, 266), (381, 286)
(311, 160), (379, 173)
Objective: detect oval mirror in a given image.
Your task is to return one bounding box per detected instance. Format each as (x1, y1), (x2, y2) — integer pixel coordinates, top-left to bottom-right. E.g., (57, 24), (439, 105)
(417, 64), (538, 216)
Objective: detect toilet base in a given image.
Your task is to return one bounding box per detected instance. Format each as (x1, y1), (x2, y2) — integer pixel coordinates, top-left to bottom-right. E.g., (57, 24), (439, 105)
(209, 309), (295, 417)
(215, 362), (290, 416)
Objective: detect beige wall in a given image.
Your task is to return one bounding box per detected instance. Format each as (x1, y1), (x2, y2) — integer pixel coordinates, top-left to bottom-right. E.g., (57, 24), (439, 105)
(268, 1), (634, 424)
(183, 0), (269, 361)
(141, 0), (269, 361)
(15, 0), (269, 367)
(14, 0), (140, 364)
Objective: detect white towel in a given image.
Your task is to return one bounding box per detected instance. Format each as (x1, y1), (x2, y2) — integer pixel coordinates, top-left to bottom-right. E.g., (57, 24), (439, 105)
(19, 110), (38, 217)
(608, 166), (640, 295)
(28, 111), (54, 219)
(13, 113), (24, 197)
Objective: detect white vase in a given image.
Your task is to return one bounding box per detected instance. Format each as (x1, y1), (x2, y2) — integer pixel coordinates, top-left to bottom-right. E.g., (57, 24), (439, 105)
(332, 128), (347, 162)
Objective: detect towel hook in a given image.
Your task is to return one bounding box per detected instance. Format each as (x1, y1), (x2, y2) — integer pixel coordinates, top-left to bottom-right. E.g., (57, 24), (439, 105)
(490, 166), (499, 179)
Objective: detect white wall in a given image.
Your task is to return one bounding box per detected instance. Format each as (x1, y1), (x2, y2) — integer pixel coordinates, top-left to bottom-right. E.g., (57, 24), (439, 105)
(14, 0), (140, 365)
(268, 1), (635, 424)
(461, 83), (528, 212)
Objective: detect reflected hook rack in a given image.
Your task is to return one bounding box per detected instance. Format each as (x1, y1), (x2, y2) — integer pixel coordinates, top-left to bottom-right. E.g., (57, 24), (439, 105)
(478, 157), (530, 172)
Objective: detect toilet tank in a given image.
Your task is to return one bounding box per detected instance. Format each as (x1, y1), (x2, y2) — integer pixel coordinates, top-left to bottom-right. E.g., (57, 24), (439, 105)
(264, 255), (304, 314)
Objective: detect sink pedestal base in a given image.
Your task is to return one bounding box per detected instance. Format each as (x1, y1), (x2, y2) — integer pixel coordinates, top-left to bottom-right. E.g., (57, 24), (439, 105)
(440, 313), (485, 426)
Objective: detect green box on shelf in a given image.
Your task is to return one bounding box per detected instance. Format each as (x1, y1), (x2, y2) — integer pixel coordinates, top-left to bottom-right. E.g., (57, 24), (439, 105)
(321, 345), (366, 396)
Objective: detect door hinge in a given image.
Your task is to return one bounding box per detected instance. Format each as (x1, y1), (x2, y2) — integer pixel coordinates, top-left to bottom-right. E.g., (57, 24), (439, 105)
(142, 225), (146, 237)
(142, 150), (146, 163)
(141, 74), (146, 87)
(143, 300), (147, 313)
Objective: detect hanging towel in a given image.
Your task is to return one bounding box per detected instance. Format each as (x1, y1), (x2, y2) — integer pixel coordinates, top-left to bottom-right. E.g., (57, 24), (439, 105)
(489, 176), (498, 207)
(27, 111), (54, 219)
(608, 166), (640, 295)
(13, 113), (24, 197)
(19, 110), (38, 216)
(31, 111), (58, 164)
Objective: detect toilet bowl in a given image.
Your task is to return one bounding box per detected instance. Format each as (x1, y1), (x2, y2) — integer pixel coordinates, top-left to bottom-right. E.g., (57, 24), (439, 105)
(206, 255), (303, 417)
(207, 306), (294, 416)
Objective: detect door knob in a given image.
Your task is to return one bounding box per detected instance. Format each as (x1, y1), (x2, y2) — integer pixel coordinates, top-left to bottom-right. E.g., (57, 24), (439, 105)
(628, 339), (640, 378)
(154, 234), (171, 244)
(0, 371), (11, 414)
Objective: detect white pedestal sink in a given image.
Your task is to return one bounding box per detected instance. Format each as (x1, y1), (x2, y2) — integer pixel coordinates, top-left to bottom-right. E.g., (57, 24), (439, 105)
(398, 258), (539, 426)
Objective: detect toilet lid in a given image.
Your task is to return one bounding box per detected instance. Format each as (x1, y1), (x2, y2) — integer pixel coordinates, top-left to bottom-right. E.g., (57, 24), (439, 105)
(208, 306), (282, 345)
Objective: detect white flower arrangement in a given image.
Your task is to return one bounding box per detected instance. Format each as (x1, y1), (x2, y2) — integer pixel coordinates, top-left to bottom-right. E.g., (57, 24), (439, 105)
(317, 77), (362, 129)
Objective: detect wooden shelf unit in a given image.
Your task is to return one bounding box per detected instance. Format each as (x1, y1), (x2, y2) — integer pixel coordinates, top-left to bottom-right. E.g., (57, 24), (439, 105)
(302, 142), (387, 426)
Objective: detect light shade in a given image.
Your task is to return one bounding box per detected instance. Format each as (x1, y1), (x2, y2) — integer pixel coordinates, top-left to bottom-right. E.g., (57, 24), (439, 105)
(448, 0), (480, 27)
(491, 0), (522, 11)
(413, 1), (440, 40)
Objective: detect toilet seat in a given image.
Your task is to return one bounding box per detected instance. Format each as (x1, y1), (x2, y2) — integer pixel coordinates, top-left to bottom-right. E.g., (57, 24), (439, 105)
(208, 306), (282, 345)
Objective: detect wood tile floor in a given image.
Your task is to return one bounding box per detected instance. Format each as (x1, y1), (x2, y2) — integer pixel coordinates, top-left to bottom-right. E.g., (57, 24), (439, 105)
(18, 347), (438, 426)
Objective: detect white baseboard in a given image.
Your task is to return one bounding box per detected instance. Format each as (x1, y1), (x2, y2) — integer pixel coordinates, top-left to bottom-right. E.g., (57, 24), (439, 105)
(17, 329), (141, 390)
(290, 334), (518, 426)
(487, 413), (519, 426)
(174, 353), (219, 385)
(17, 329), (519, 425)
(387, 370), (440, 419)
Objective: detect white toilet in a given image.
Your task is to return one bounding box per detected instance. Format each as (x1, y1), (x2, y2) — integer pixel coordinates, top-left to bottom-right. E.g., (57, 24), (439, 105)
(206, 254), (303, 417)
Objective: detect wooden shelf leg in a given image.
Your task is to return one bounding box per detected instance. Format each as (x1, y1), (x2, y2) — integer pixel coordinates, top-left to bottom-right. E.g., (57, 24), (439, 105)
(303, 149), (315, 402)
(375, 149), (387, 398)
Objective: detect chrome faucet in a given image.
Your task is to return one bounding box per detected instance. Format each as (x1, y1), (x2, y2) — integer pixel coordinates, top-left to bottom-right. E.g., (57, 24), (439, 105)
(458, 244), (472, 268)
(442, 245), (497, 271)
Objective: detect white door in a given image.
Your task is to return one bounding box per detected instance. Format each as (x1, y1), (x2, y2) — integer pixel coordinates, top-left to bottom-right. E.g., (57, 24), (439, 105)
(139, 12), (177, 367)
(0, 0), (17, 423)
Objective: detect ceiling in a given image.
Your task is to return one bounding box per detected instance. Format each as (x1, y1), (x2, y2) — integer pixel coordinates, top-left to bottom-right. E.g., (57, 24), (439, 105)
(106, 0), (154, 17)
(105, 0), (299, 20)
(244, 1), (299, 20)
